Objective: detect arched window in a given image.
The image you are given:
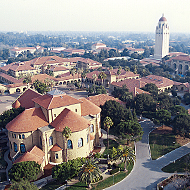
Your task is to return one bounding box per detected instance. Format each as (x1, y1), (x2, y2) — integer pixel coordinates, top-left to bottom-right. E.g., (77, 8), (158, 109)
(55, 154), (58, 159)
(19, 134), (21, 139)
(49, 136), (53, 146)
(67, 140), (73, 149)
(20, 144), (26, 153)
(78, 138), (83, 147)
(14, 142), (17, 152)
(22, 134), (25, 139)
(90, 124), (94, 133)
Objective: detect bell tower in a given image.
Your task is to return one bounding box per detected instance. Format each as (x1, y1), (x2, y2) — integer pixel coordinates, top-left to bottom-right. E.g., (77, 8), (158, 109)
(154, 14), (169, 60)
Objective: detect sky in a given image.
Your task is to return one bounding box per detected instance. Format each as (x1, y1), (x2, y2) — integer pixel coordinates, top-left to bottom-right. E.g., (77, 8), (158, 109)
(1, 0), (190, 33)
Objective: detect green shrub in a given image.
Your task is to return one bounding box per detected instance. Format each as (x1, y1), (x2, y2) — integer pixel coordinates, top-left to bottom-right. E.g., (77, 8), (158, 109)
(110, 167), (119, 175)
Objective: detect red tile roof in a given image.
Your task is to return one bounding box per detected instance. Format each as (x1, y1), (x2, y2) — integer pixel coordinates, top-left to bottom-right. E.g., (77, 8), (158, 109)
(12, 88), (42, 109)
(0, 72), (23, 83)
(8, 61), (36, 72)
(32, 92), (81, 110)
(111, 79), (146, 96)
(86, 71), (101, 81)
(87, 94), (125, 107)
(50, 144), (62, 152)
(6, 107), (48, 132)
(51, 108), (90, 132)
(79, 98), (101, 116)
(31, 74), (56, 83)
(14, 146), (45, 165)
(138, 75), (176, 89)
(167, 54), (190, 62)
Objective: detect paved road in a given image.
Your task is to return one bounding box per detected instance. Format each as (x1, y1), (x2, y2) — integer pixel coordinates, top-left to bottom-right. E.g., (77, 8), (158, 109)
(107, 120), (190, 190)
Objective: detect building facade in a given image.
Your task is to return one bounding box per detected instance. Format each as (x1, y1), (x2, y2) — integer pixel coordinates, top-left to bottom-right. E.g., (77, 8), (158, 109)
(6, 89), (101, 167)
(154, 15), (170, 60)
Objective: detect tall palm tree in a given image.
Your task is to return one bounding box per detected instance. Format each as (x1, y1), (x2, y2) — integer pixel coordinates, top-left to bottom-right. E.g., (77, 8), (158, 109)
(78, 158), (102, 188)
(92, 74), (97, 94)
(103, 116), (113, 150)
(62, 126), (71, 162)
(70, 68), (76, 82)
(121, 146), (136, 171)
(98, 72), (107, 86)
(81, 72), (86, 87)
(117, 67), (122, 81)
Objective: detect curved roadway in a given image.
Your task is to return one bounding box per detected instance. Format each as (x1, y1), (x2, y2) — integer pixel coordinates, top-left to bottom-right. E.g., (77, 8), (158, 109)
(107, 120), (190, 190)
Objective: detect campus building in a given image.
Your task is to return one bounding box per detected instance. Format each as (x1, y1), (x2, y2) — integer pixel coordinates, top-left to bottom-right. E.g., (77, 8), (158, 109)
(6, 89), (101, 167)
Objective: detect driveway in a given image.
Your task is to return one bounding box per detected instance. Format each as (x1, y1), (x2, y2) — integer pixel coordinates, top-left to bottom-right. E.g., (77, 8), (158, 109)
(107, 120), (190, 190)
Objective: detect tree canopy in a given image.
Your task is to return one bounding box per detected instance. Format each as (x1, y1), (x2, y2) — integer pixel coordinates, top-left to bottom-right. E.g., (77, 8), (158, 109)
(9, 161), (41, 182)
(0, 107), (25, 129)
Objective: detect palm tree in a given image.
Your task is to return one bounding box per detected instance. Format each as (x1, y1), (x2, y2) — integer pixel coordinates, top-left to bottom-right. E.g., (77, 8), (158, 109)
(70, 68), (76, 82)
(121, 146), (136, 171)
(117, 67), (122, 81)
(62, 126), (71, 162)
(92, 74), (97, 94)
(78, 158), (102, 188)
(124, 66), (130, 72)
(103, 116), (113, 150)
(98, 72), (107, 86)
(109, 66), (113, 71)
(81, 72), (86, 87)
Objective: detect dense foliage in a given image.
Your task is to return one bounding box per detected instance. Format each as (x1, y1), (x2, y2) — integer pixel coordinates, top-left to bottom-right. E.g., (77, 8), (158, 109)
(0, 107), (25, 129)
(52, 157), (86, 181)
(32, 80), (48, 94)
(100, 100), (143, 139)
(9, 161), (41, 182)
(10, 180), (38, 190)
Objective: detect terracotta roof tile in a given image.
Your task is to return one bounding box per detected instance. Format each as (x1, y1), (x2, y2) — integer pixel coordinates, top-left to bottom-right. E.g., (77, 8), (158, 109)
(51, 108), (90, 132)
(12, 88), (42, 109)
(87, 94), (125, 107)
(0, 72), (23, 83)
(31, 74), (56, 83)
(6, 107), (48, 132)
(14, 146), (44, 164)
(32, 92), (81, 110)
(79, 98), (101, 116)
(50, 144), (62, 152)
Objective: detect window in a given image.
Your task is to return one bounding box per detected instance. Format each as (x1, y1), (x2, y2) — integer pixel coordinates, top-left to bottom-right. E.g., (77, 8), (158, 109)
(90, 124), (94, 133)
(78, 138), (83, 147)
(14, 142), (17, 152)
(75, 109), (77, 112)
(20, 144), (26, 153)
(49, 136), (53, 146)
(87, 134), (89, 143)
(55, 154), (58, 159)
(54, 114), (56, 117)
(19, 135), (21, 139)
(14, 134), (16, 139)
(22, 134), (25, 139)
(67, 140), (73, 149)
(12, 133), (14, 138)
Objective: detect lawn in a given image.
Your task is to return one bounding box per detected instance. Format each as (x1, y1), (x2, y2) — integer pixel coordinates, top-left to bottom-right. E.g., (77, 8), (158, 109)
(102, 139), (119, 158)
(66, 162), (133, 190)
(162, 153), (190, 173)
(41, 180), (66, 190)
(149, 132), (181, 160)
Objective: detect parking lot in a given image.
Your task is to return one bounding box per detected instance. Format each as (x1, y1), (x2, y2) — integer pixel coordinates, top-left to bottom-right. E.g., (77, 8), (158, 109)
(0, 93), (21, 114)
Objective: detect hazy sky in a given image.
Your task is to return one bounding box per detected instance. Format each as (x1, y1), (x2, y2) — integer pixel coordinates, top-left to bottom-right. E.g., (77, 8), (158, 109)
(1, 0), (190, 33)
